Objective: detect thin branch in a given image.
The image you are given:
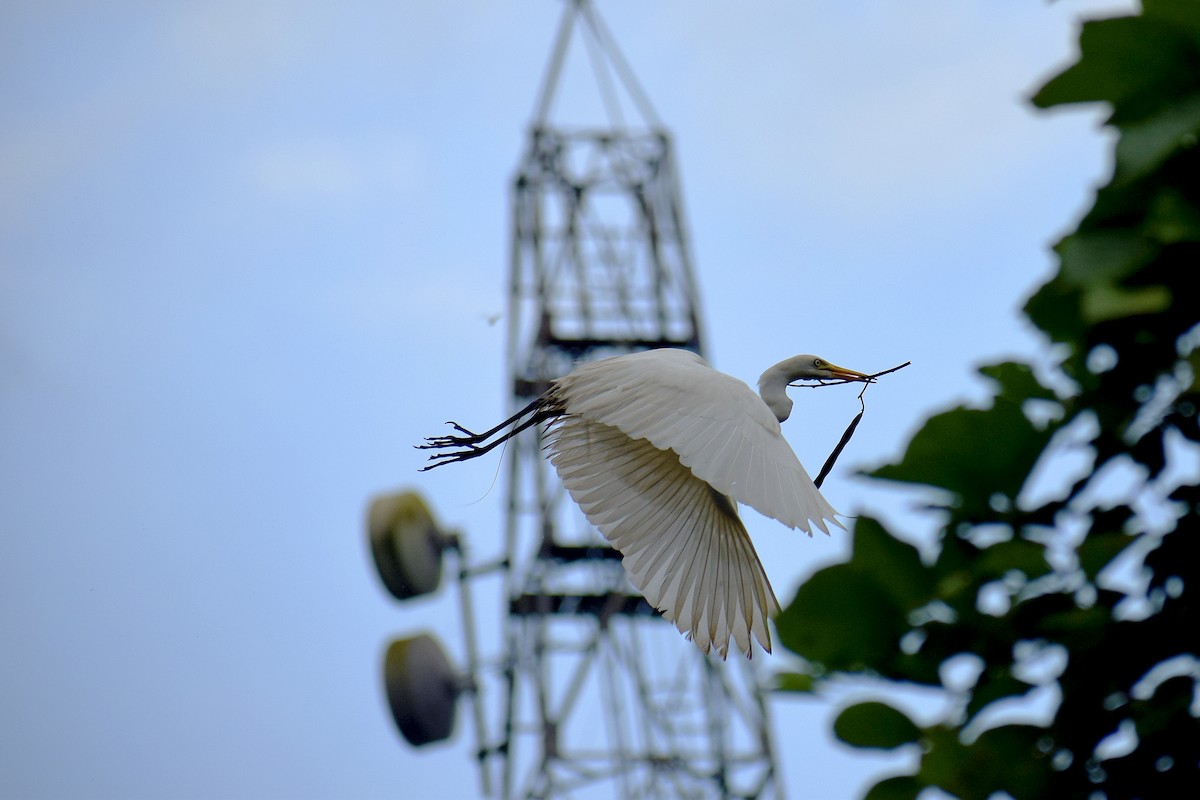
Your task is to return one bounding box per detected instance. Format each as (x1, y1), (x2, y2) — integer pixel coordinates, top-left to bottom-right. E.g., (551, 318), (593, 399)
(805, 360), (909, 487)
(790, 360), (912, 390)
(814, 396), (865, 489)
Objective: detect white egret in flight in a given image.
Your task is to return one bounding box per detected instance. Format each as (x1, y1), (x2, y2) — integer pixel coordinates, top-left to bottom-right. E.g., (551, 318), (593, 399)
(419, 348), (873, 659)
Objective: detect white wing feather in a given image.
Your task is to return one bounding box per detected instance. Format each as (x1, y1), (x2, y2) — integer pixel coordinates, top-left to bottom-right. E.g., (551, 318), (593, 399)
(548, 415), (779, 657)
(552, 349), (843, 535)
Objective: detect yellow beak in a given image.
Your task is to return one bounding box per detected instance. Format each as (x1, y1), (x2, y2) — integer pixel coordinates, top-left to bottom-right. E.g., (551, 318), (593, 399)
(826, 362), (873, 382)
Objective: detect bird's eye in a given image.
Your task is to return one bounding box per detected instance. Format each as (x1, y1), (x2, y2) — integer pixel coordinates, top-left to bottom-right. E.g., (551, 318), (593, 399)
(814, 359), (825, 368)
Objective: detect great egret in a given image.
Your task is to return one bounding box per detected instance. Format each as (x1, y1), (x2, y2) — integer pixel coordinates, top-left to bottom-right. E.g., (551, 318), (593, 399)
(419, 348), (873, 658)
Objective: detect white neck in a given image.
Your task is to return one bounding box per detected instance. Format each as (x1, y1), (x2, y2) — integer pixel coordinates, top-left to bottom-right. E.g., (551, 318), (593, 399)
(757, 359), (800, 422)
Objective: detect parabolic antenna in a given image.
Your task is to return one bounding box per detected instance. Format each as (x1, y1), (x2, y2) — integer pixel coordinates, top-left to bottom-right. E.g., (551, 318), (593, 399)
(383, 633), (460, 746)
(368, 490), (446, 600)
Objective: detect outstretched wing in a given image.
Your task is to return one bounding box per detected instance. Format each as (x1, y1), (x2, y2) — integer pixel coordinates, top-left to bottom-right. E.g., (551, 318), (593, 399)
(551, 348), (842, 535)
(547, 415), (779, 658)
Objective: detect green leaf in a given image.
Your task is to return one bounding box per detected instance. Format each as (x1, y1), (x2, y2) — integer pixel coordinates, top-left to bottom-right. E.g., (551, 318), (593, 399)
(976, 537), (1051, 581)
(1142, 0), (1200, 36)
(867, 400), (1052, 518)
(776, 564), (907, 672)
(1032, 15), (1197, 123)
(977, 361), (1058, 404)
(1056, 231), (1158, 286)
(774, 671), (817, 694)
(849, 517), (935, 609)
(862, 774), (924, 800)
(1078, 530), (1137, 579)
(1082, 283), (1173, 324)
(969, 725), (1051, 798)
(913, 727), (972, 798)
(777, 519), (941, 682)
(1146, 186), (1200, 243)
(1014, 596), (1111, 646)
(1114, 91), (1200, 183)
(965, 668), (1035, 723)
(833, 701), (921, 750)
(916, 725), (1049, 800)
(1023, 278), (1086, 349)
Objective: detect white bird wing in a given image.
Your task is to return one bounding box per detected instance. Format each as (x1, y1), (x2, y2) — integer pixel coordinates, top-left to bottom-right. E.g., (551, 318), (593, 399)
(547, 415), (779, 658)
(552, 349), (842, 534)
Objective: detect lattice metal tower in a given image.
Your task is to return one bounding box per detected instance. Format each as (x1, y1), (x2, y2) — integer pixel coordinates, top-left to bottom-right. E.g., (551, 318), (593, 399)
(370, 3), (784, 797)
(494, 2), (781, 797)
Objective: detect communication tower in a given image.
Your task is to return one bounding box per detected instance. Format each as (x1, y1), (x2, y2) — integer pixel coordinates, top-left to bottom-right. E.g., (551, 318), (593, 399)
(370, 3), (782, 797)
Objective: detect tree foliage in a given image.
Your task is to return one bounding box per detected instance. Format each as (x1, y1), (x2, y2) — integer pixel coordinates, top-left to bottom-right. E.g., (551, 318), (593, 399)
(774, 2), (1200, 797)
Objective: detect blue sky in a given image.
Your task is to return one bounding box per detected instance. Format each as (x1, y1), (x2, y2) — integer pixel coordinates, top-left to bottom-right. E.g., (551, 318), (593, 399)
(1, 1), (1135, 798)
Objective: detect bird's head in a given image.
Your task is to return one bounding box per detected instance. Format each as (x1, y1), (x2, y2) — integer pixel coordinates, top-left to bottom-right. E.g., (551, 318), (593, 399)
(757, 355), (872, 421)
(785, 355), (873, 384)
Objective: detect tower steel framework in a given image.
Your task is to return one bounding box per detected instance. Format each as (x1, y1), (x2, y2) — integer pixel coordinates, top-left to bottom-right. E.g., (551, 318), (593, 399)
(489, 2), (781, 797)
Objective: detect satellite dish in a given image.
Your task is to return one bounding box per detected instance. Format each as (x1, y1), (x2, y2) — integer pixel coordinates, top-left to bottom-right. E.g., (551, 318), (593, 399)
(368, 490), (447, 600)
(383, 633), (460, 746)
